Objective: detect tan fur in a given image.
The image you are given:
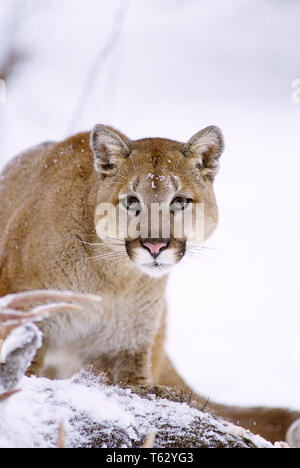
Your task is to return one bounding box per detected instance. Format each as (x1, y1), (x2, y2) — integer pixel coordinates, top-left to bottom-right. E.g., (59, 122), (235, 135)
(0, 126), (298, 443)
(0, 127), (218, 382)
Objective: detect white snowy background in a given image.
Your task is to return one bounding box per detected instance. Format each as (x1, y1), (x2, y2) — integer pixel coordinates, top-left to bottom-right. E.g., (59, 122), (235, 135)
(0, 0), (299, 409)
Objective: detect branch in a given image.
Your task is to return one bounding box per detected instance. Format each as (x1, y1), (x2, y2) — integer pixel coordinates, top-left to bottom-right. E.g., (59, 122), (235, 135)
(0, 290), (102, 394)
(66, 0), (130, 135)
(0, 289), (102, 340)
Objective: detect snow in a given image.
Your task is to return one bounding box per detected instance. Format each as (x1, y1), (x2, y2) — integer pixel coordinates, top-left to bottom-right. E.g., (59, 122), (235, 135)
(0, 324), (42, 394)
(0, 324), (275, 448)
(0, 369), (273, 449)
(286, 418), (300, 448)
(0, 0), (299, 410)
(0, 325), (42, 364)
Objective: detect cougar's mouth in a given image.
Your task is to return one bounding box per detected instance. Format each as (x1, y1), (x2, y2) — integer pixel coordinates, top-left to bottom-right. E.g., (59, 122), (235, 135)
(125, 238), (186, 278)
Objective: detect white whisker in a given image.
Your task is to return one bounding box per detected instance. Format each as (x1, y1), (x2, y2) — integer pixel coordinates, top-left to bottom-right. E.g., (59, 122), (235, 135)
(87, 252), (127, 261)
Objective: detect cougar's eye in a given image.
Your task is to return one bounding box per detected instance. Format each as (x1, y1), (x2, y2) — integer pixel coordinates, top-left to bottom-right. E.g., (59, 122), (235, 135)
(170, 197), (192, 211)
(122, 196), (141, 214)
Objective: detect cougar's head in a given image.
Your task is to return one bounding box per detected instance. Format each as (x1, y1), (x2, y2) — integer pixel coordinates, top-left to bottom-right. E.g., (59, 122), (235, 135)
(90, 124), (224, 278)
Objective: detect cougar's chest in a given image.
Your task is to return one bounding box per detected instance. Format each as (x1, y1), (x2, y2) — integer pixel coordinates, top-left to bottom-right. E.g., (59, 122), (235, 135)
(41, 287), (163, 378)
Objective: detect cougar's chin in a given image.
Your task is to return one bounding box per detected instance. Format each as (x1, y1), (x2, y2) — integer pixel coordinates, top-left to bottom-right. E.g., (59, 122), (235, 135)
(138, 262), (173, 278)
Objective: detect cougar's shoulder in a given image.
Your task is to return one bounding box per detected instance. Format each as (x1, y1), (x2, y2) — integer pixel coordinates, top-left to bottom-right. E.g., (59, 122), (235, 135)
(0, 133), (99, 295)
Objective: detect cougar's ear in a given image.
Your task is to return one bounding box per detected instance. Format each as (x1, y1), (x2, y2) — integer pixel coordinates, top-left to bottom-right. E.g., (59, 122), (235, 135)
(183, 126), (224, 181)
(90, 125), (130, 178)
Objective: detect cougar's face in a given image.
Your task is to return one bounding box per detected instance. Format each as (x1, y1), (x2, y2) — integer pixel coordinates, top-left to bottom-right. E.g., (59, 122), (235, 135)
(92, 126), (223, 278)
(121, 168), (193, 278)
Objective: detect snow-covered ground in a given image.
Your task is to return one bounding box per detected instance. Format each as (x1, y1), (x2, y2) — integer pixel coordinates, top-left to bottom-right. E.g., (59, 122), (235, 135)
(0, 0), (299, 409)
(0, 325), (273, 449)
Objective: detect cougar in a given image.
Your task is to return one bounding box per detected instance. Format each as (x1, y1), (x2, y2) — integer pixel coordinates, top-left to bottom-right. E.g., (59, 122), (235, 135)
(0, 124), (298, 443)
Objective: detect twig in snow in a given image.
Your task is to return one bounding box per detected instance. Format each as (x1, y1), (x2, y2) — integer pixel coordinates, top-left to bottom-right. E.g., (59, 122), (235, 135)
(0, 389), (20, 402)
(57, 421), (65, 449)
(142, 428), (156, 448)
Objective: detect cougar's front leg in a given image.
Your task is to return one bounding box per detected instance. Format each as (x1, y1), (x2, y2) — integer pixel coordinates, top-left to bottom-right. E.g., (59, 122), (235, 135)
(92, 346), (152, 386)
(110, 347), (152, 386)
(26, 343), (47, 377)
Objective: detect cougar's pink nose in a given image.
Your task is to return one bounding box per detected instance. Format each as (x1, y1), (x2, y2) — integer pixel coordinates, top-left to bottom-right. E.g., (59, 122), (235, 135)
(142, 241), (168, 256)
